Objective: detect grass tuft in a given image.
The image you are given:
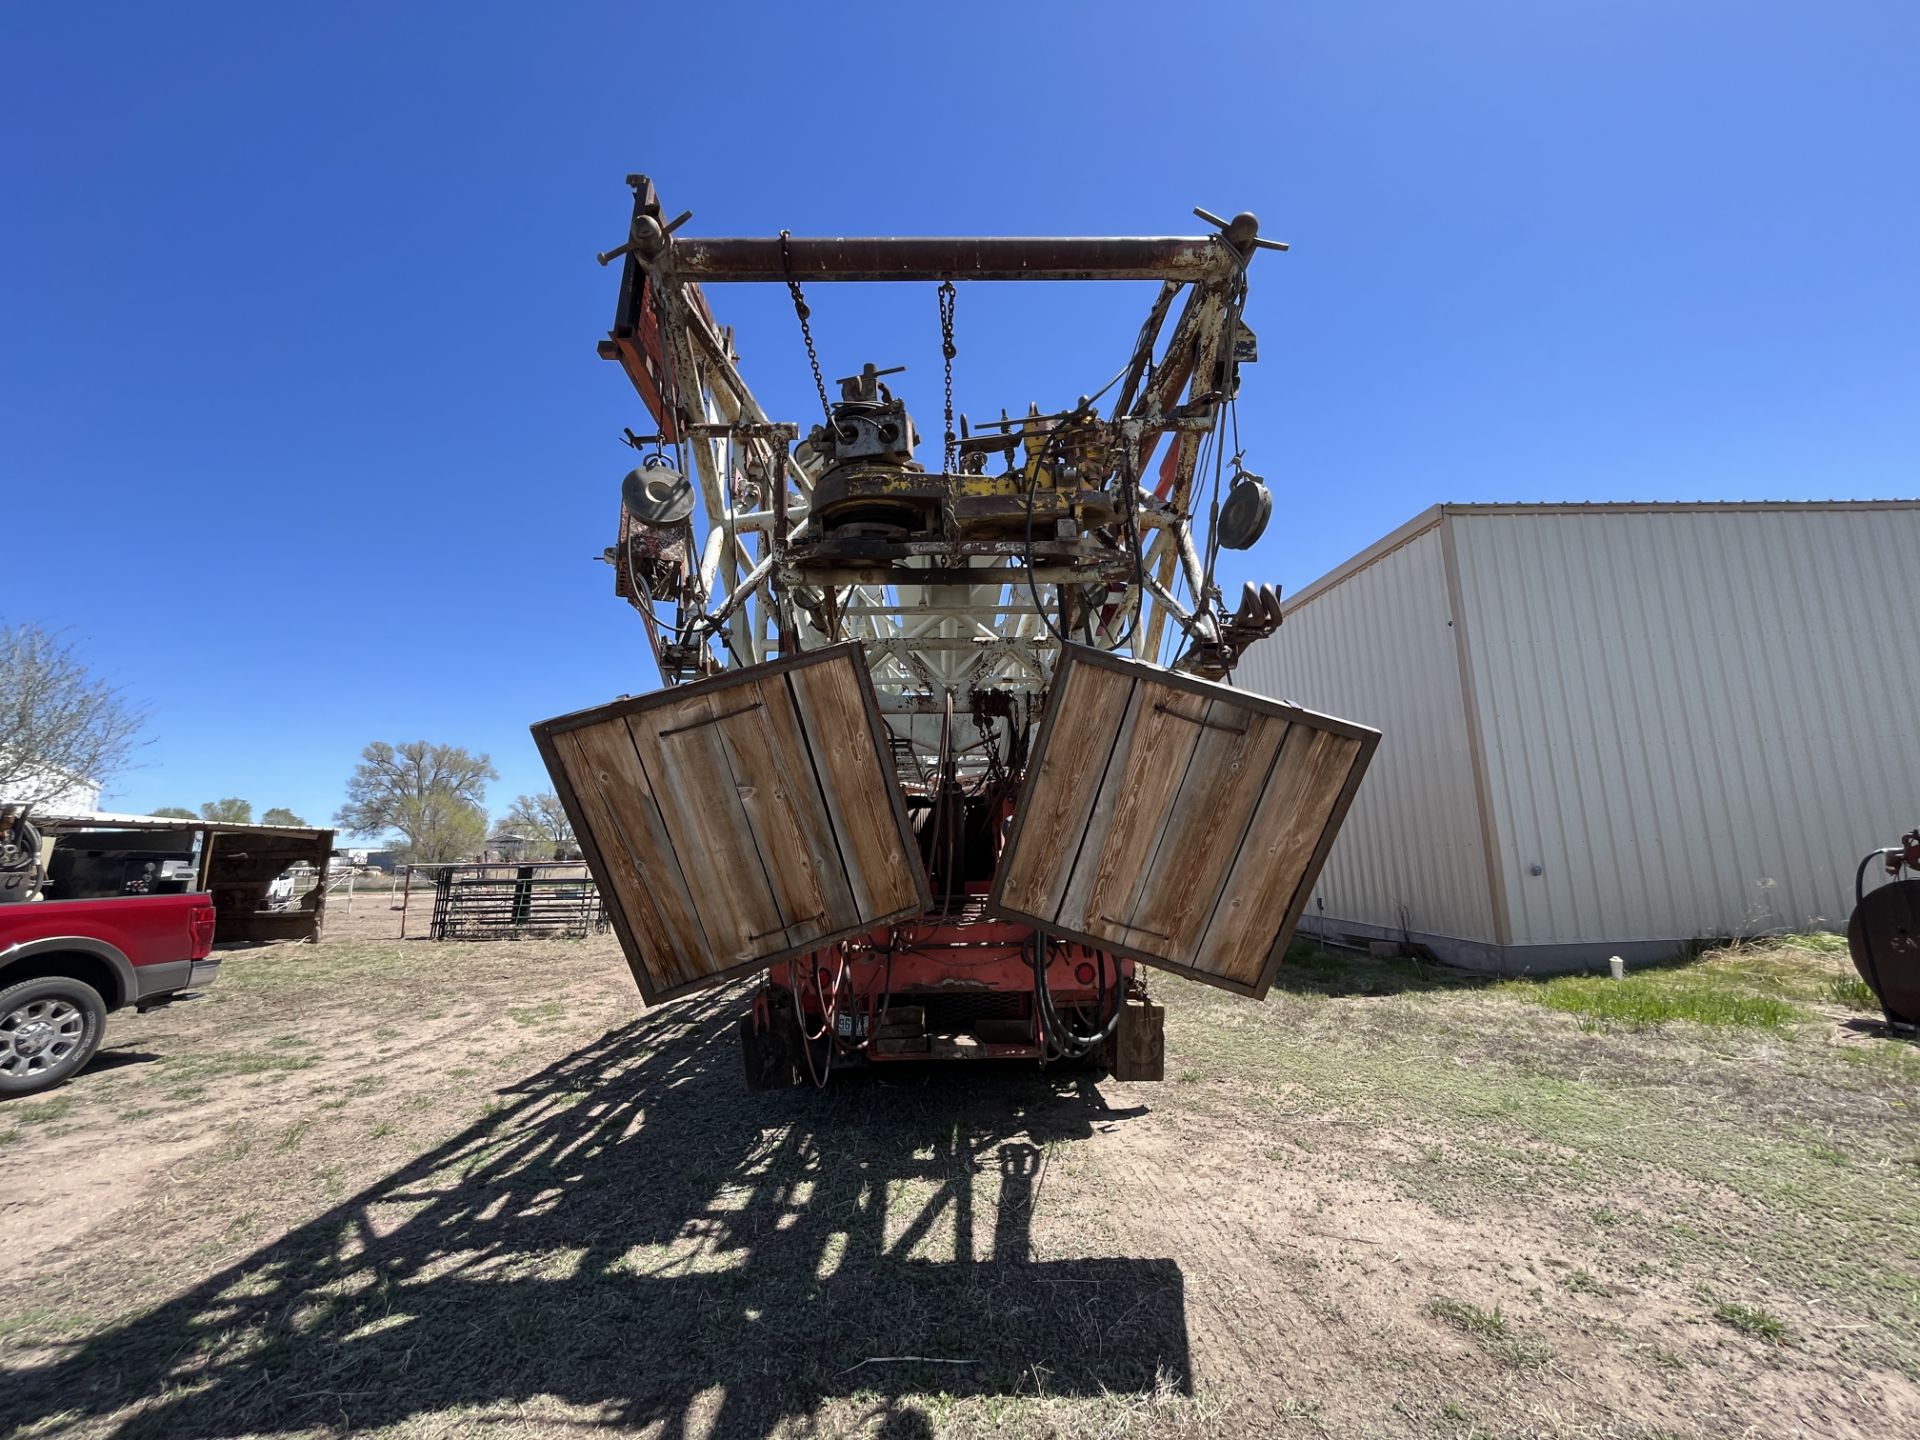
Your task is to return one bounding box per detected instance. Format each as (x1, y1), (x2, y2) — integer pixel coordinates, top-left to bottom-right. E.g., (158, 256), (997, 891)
(1426, 1298), (1551, 1368)
(16, 1095), (76, 1124)
(1713, 1300), (1789, 1343)
(1564, 1268), (1613, 1297)
(1514, 974), (1801, 1030)
(1427, 1297), (1508, 1339)
(1825, 975), (1879, 1011)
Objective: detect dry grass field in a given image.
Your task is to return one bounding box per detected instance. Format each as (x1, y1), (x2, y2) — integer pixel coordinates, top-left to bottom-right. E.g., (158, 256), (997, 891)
(2, 903), (1916, 1440)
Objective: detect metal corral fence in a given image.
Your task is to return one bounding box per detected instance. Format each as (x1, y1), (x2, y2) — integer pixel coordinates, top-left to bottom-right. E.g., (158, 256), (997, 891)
(425, 862), (609, 941)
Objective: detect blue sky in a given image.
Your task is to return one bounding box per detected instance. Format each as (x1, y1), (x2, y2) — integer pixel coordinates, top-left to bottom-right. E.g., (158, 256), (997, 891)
(5, 2), (1915, 829)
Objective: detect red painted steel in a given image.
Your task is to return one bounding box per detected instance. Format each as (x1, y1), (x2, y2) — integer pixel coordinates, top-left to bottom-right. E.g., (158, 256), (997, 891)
(769, 914), (1131, 1064)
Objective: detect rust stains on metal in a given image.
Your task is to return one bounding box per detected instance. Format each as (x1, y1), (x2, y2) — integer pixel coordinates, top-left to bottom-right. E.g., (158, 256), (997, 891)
(667, 235), (1241, 284)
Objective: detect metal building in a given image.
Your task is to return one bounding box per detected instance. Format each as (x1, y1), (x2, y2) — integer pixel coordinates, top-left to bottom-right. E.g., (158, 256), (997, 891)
(1237, 501), (1920, 973)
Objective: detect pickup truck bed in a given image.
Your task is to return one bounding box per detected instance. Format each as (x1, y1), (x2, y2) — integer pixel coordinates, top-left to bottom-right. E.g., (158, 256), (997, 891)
(0, 893), (219, 1096)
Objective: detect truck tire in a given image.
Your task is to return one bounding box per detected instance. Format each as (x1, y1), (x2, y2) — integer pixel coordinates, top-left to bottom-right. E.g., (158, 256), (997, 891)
(0, 977), (108, 1098)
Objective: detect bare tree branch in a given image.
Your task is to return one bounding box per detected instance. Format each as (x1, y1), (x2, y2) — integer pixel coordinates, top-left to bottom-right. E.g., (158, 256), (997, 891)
(0, 622), (148, 807)
(503, 792), (575, 860)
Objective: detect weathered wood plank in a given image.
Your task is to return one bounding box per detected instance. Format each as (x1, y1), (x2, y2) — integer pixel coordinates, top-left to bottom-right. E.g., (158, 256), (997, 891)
(994, 662), (1138, 919)
(554, 724), (708, 992)
(1124, 699), (1289, 964)
(1198, 727), (1363, 987)
(624, 693), (786, 964)
(714, 676), (857, 949)
(1059, 686), (1206, 946)
(786, 661), (921, 918)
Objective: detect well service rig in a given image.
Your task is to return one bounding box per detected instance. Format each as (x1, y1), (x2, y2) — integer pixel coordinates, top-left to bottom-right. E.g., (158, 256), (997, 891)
(533, 176), (1377, 1088)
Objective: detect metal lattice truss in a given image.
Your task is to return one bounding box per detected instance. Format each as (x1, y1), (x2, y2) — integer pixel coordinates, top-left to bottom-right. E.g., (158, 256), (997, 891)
(595, 176), (1286, 781)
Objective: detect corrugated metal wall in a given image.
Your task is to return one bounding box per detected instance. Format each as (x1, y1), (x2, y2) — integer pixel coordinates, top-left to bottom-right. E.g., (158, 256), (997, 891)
(1453, 505), (1920, 946)
(1238, 526), (1497, 947)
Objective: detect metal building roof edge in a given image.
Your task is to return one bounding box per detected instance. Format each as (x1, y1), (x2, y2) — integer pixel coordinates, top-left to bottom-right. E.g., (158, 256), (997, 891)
(1278, 498), (1920, 618)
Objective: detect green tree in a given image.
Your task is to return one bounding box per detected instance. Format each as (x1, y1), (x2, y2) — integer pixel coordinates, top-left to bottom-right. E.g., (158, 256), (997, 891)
(200, 797), (252, 824)
(150, 806), (197, 819)
(334, 741), (497, 863)
(502, 792), (575, 860)
(260, 807), (308, 827)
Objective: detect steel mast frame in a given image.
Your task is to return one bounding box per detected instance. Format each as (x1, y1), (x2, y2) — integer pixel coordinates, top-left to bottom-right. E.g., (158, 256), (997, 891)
(597, 175), (1281, 776)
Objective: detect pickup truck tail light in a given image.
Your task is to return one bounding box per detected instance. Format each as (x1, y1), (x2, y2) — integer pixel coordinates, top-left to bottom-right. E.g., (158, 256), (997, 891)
(189, 903), (217, 959)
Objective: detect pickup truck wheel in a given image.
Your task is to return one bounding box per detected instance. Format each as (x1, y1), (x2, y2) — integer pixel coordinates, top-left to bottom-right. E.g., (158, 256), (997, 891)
(0, 978), (107, 1098)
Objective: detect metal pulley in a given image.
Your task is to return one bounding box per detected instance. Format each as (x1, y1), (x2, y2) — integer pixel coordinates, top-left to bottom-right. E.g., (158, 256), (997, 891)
(621, 454), (695, 526)
(1216, 465), (1272, 550)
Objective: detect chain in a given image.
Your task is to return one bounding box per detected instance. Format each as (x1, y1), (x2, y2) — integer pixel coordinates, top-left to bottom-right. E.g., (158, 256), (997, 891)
(938, 279), (957, 474)
(779, 230), (832, 424)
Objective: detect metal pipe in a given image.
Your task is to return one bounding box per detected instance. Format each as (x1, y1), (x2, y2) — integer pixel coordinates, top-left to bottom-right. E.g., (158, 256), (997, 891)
(665, 235), (1239, 284)
(697, 527), (725, 600)
(705, 555), (774, 629)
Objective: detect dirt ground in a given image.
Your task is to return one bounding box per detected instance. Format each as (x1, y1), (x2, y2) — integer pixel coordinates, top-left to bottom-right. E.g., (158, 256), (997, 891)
(2, 901), (1916, 1440)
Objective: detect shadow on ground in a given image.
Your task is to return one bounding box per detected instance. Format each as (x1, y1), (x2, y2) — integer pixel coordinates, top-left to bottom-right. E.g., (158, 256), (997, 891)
(1842, 1016), (1920, 1044)
(1270, 941), (1743, 999)
(79, 1047), (162, 1076)
(1269, 942), (1495, 998)
(5, 991), (1186, 1438)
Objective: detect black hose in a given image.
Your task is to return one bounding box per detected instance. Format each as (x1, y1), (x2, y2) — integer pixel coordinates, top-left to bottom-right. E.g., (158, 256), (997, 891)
(1031, 933), (1122, 1059)
(1857, 848), (1905, 907)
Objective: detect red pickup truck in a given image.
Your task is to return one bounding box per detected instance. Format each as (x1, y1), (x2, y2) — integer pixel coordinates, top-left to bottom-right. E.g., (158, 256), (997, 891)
(0, 893), (219, 1097)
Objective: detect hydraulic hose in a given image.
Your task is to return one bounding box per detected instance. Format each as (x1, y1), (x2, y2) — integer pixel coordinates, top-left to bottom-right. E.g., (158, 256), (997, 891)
(1031, 932), (1122, 1059)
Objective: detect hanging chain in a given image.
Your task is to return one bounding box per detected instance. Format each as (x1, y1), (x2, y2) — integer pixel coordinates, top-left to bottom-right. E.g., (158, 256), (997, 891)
(938, 279), (957, 474)
(779, 230), (832, 424)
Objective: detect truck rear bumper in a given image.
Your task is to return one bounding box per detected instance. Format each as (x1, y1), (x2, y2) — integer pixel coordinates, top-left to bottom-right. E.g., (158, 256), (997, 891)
(133, 959), (190, 1000)
(130, 958), (220, 1009)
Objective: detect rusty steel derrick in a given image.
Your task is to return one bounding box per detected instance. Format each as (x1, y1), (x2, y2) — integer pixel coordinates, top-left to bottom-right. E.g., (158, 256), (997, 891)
(594, 174), (1291, 786)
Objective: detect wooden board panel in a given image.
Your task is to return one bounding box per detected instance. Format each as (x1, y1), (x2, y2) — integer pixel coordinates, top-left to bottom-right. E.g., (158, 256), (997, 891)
(1196, 726), (1364, 988)
(990, 645), (1379, 999)
(993, 661), (1139, 918)
(1058, 685), (1208, 950)
(623, 691), (789, 964)
(533, 644), (931, 1006)
(1123, 698), (1290, 965)
(553, 724), (708, 994)
(786, 657), (923, 919)
(722, 675), (857, 950)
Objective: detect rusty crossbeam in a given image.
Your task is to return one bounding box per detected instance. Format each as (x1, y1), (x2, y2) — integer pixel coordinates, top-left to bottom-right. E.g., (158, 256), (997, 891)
(664, 235), (1241, 284)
